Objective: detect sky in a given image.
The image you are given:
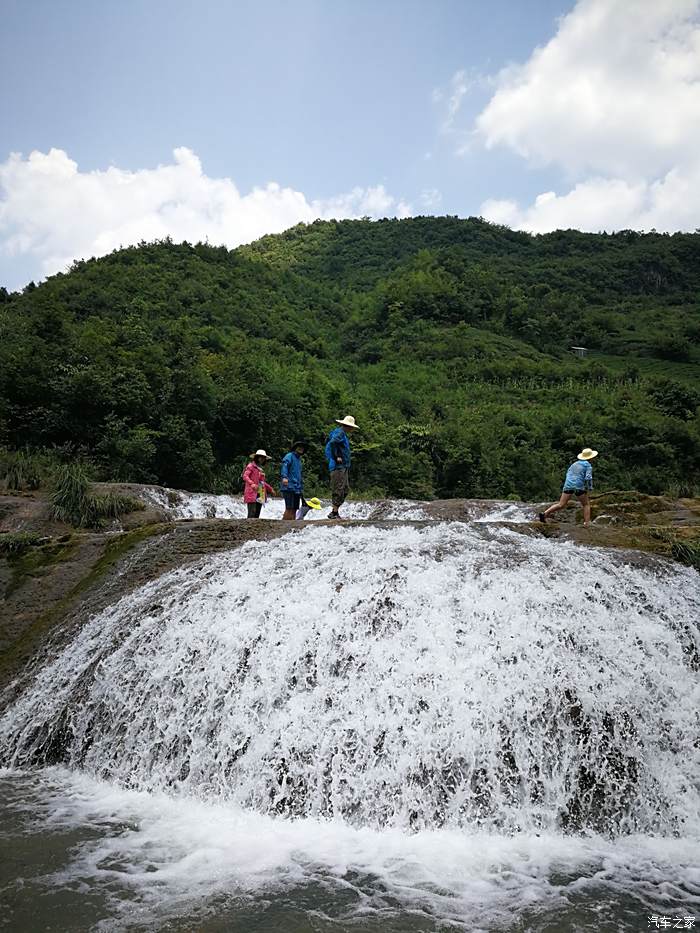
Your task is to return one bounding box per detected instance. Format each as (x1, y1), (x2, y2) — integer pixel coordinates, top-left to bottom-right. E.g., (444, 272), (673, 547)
(1, 0), (699, 289)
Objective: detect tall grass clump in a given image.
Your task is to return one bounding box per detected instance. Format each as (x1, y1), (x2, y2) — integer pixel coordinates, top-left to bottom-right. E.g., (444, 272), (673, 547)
(50, 464), (142, 528)
(0, 531), (42, 556)
(1, 449), (45, 491)
(50, 463), (94, 526)
(663, 481), (700, 499)
(671, 539), (700, 571)
(98, 491), (145, 520)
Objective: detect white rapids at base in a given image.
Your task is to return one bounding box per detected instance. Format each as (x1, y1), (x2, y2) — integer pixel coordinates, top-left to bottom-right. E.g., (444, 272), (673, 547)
(3, 765), (699, 932)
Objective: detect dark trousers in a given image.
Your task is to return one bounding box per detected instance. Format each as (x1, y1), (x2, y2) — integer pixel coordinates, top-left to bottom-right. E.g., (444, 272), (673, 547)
(247, 502), (262, 518)
(330, 468), (349, 509)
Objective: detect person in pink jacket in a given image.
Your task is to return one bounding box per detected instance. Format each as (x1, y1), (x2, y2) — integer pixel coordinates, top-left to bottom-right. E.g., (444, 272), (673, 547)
(242, 449), (276, 518)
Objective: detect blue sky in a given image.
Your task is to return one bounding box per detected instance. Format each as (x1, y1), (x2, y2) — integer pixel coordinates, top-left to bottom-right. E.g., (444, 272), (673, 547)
(1, 0), (699, 288)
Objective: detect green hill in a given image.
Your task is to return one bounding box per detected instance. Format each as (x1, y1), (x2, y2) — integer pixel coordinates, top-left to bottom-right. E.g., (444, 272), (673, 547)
(1, 217), (699, 499)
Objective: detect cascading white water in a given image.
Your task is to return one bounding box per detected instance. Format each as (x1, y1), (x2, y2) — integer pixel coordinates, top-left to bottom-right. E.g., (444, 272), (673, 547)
(473, 501), (532, 523)
(2, 524), (698, 841)
(2, 522), (699, 930)
(139, 486), (432, 521)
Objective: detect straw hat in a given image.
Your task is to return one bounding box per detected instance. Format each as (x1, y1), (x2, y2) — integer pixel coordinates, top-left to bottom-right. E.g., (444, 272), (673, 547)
(577, 448), (598, 460)
(250, 449), (272, 460)
(335, 415), (359, 429)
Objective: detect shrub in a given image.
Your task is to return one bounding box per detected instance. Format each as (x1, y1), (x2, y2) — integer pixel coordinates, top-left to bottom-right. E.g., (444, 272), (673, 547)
(98, 492), (145, 519)
(50, 463), (93, 526)
(0, 531), (42, 555)
(651, 333), (691, 362)
(50, 464), (143, 528)
(671, 539), (700, 570)
(647, 379), (700, 420)
(1, 450), (44, 491)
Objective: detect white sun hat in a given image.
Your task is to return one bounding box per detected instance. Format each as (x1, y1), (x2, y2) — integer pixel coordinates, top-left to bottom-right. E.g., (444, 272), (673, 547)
(577, 448), (598, 460)
(335, 415), (359, 429)
(250, 449), (272, 460)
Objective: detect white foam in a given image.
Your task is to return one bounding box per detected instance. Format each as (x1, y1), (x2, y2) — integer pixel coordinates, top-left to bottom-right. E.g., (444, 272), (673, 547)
(139, 486), (430, 521)
(138, 485), (537, 524)
(474, 502), (533, 523)
(7, 767), (699, 930)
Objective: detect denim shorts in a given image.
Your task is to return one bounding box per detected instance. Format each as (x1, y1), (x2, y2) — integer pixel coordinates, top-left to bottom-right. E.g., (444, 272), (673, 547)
(562, 487), (587, 497)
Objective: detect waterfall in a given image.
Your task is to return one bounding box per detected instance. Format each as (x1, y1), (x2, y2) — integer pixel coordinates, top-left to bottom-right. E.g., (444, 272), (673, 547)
(2, 521), (698, 930)
(2, 523), (698, 840)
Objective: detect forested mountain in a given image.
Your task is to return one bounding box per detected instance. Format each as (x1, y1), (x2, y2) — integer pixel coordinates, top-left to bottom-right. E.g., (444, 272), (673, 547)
(1, 217), (699, 499)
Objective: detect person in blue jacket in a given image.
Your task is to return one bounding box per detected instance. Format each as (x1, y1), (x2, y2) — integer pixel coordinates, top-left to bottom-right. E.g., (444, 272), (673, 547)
(325, 415), (359, 520)
(539, 447), (598, 527)
(280, 440), (305, 520)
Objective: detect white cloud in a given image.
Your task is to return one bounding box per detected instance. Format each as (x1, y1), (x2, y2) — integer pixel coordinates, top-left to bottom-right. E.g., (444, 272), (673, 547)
(476, 0), (700, 178)
(434, 68), (486, 141)
(420, 188), (443, 210)
(0, 147), (412, 285)
(318, 184), (411, 220)
(444, 70), (470, 131)
(481, 167), (700, 233)
(474, 0), (700, 232)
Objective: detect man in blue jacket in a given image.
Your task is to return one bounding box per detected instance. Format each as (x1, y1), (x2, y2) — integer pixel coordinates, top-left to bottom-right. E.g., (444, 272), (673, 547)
(280, 440), (305, 520)
(325, 415), (359, 520)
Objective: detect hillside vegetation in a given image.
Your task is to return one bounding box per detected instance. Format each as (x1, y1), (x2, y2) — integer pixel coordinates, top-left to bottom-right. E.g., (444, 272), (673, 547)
(1, 217), (699, 499)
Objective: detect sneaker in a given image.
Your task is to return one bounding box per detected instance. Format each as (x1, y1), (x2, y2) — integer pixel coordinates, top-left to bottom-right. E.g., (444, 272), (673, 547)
(328, 511), (340, 520)
(538, 512), (547, 523)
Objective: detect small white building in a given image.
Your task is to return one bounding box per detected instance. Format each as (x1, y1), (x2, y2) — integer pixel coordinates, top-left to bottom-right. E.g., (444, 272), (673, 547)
(570, 346), (588, 358)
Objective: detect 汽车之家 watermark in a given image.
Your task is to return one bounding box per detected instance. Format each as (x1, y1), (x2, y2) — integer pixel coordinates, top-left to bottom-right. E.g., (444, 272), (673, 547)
(648, 918), (695, 930)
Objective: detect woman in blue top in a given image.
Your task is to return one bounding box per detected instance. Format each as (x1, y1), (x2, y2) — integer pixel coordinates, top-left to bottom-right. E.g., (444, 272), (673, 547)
(539, 448), (598, 527)
(280, 440), (305, 520)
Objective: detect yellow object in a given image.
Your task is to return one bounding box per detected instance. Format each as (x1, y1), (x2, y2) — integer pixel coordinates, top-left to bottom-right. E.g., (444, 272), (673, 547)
(305, 497), (322, 509)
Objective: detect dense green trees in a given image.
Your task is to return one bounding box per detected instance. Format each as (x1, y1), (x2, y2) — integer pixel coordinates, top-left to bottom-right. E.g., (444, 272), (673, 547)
(1, 219), (698, 499)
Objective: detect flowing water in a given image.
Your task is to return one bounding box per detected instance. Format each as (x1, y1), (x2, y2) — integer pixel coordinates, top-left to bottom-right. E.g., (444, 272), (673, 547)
(139, 485), (537, 522)
(139, 486), (434, 521)
(1, 521), (698, 931)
